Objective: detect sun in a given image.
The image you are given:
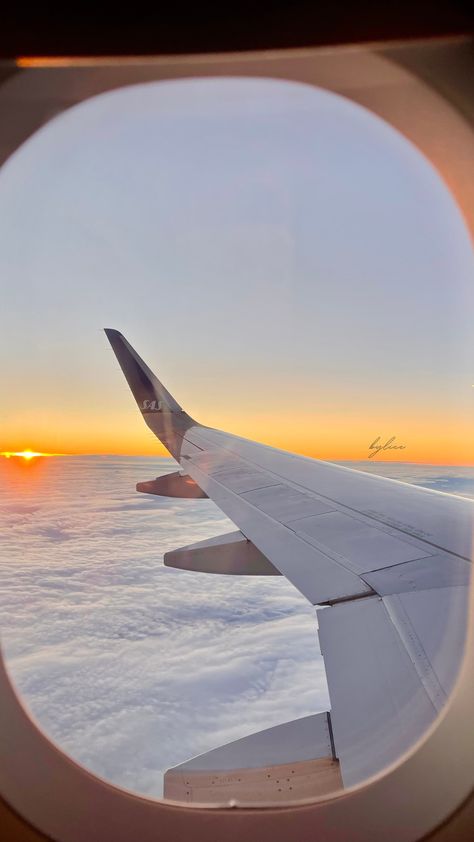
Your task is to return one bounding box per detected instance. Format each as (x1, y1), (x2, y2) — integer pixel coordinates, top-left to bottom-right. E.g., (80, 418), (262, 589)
(1, 449), (45, 460)
(18, 449), (41, 460)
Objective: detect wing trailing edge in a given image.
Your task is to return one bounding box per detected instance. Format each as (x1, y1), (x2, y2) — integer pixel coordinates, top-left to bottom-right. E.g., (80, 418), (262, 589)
(164, 713), (341, 804)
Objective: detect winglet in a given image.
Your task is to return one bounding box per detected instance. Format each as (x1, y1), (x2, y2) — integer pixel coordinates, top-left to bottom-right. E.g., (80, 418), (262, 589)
(104, 329), (196, 459)
(104, 329), (184, 415)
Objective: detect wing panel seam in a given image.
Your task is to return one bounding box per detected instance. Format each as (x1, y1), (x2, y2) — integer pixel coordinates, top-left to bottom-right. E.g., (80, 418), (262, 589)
(184, 430), (471, 563)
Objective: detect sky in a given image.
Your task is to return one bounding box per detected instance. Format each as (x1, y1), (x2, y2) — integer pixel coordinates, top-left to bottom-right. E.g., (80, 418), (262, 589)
(1, 455), (473, 799)
(0, 76), (473, 463)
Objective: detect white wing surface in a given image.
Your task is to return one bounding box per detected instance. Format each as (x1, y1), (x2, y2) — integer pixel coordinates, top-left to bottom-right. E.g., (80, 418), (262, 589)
(105, 329), (473, 798)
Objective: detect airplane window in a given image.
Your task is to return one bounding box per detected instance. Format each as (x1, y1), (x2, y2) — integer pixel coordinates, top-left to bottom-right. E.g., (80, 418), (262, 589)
(0, 72), (472, 811)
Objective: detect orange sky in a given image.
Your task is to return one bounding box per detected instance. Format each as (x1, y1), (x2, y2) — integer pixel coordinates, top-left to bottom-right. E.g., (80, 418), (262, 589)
(2, 404), (473, 465)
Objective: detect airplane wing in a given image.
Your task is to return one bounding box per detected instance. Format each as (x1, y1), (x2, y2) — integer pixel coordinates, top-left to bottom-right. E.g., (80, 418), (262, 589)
(105, 329), (473, 802)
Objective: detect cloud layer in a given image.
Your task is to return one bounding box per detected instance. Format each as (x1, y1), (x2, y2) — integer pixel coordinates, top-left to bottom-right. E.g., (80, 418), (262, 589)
(0, 456), (327, 797)
(0, 456), (472, 798)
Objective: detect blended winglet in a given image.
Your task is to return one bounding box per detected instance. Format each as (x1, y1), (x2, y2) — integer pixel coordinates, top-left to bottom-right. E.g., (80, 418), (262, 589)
(104, 328), (184, 415)
(104, 329), (197, 460)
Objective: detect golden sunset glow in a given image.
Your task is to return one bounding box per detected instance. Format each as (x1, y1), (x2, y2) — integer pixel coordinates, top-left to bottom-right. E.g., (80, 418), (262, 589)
(1, 400), (473, 465)
(1, 450), (49, 461)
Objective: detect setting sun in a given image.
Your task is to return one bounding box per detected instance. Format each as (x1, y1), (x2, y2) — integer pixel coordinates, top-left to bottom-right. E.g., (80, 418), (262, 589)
(1, 450), (46, 461)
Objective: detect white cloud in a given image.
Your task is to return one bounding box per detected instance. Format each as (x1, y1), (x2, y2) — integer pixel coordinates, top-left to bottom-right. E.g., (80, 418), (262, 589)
(1, 456), (472, 798)
(0, 455), (326, 797)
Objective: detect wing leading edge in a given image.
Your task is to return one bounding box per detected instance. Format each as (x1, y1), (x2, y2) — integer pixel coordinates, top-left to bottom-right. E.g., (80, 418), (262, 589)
(105, 330), (473, 799)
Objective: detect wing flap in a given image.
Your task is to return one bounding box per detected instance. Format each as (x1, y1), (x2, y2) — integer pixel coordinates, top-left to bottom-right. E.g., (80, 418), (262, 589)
(318, 596), (437, 787)
(317, 585), (469, 787)
(164, 713), (342, 804)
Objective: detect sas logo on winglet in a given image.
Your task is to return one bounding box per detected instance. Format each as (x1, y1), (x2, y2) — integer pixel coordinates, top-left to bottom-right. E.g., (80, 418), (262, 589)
(141, 399), (165, 412)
